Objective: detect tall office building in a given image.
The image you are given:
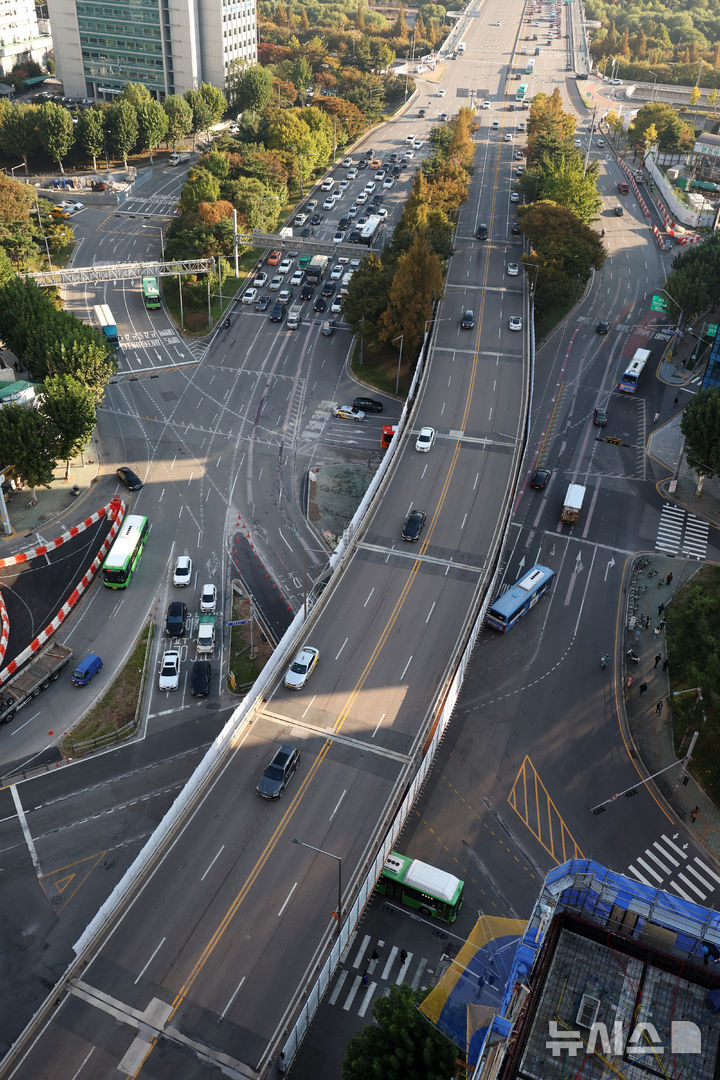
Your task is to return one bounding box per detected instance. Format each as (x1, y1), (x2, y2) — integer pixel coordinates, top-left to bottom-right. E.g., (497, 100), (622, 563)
(46, 0), (256, 99)
(0, 0), (52, 79)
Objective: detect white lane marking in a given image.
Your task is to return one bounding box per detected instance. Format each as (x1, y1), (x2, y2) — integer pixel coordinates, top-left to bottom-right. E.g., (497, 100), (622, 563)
(645, 848), (673, 874)
(343, 975), (362, 1011)
(221, 975), (245, 1019)
(278, 882), (298, 918)
(200, 845), (225, 881)
(329, 790), (346, 821)
(371, 712), (386, 738)
(653, 839), (680, 867)
(353, 934), (371, 969)
(696, 859), (720, 886)
(675, 872), (706, 899)
(400, 656), (413, 679)
(335, 637), (348, 660)
(364, 587), (375, 608)
(70, 1049), (95, 1079)
(134, 937), (166, 984)
(628, 866), (652, 886)
(278, 529), (293, 552)
(661, 835), (687, 860)
(425, 602), (436, 624)
(635, 857), (662, 883)
(11, 786), (40, 875)
(301, 694), (316, 719)
(329, 969), (349, 1004)
(10, 710), (41, 736)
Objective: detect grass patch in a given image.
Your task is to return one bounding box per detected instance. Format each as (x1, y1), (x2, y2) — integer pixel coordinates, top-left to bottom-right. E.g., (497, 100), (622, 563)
(350, 341), (409, 399)
(62, 623), (152, 756)
(666, 565), (720, 802)
(227, 590), (274, 693)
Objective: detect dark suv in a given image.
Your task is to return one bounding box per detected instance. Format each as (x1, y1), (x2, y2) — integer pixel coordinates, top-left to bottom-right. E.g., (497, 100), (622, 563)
(352, 396), (383, 413)
(190, 659), (211, 697)
(256, 744), (300, 799)
(165, 601), (188, 637)
(476, 223), (489, 240)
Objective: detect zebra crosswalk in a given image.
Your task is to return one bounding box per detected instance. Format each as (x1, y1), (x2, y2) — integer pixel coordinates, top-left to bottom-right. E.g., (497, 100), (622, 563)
(626, 833), (720, 905)
(655, 503), (709, 559)
(328, 934), (434, 1016)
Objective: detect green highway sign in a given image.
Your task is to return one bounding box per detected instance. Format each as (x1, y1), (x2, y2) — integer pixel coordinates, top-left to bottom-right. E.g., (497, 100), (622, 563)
(651, 295), (669, 312)
(707, 324), (718, 338)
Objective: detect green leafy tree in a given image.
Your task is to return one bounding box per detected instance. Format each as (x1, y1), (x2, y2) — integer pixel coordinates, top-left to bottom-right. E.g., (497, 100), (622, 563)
(0, 103), (38, 174)
(380, 232), (444, 362)
(519, 201), (605, 321)
(185, 88), (215, 146)
(38, 102), (75, 174)
(44, 219), (74, 254)
(341, 984), (455, 1080)
(291, 55), (313, 95)
(680, 388), (720, 497)
(533, 152), (603, 225)
(105, 101), (139, 167)
(76, 107), (106, 171)
(163, 94), (193, 149)
(203, 148), (230, 180)
(628, 102), (691, 152)
(0, 246), (15, 285)
(40, 374), (97, 478)
(227, 62), (274, 113)
(0, 403), (56, 500)
(343, 253), (394, 352)
(180, 166), (221, 213)
(198, 81), (227, 125)
(121, 82), (151, 106)
(136, 100), (169, 162)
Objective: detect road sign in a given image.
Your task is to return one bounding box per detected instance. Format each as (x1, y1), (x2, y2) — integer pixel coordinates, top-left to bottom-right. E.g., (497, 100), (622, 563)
(226, 620), (247, 626)
(707, 324), (718, 338)
(651, 295), (669, 312)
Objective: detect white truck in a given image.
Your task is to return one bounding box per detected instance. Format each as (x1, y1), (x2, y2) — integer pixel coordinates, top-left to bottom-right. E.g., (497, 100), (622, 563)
(168, 151), (191, 165)
(197, 614), (216, 654)
(287, 305), (303, 330)
(526, 58), (536, 74)
(561, 484), (586, 525)
(0, 643), (73, 725)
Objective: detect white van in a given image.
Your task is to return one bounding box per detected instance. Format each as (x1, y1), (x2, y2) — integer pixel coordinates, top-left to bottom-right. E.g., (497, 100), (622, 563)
(491, 119), (500, 130)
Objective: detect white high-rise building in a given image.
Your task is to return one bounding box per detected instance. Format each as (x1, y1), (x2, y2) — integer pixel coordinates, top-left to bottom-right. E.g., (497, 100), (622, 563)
(0, 0), (52, 79)
(46, 0), (256, 99)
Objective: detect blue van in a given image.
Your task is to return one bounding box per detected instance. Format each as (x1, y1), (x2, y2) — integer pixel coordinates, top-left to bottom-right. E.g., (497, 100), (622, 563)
(72, 653), (103, 686)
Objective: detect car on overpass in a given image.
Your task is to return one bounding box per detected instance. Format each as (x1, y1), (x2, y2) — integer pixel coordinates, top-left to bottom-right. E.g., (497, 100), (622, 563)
(256, 744), (301, 799)
(401, 508), (426, 542)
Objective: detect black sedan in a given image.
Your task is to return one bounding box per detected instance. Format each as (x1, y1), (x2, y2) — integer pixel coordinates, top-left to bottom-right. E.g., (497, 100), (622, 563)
(256, 744), (300, 799)
(353, 397), (383, 413)
(596, 320), (610, 335)
(310, 213), (324, 225)
(313, 296), (326, 312)
(116, 466), (143, 490)
(190, 659), (211, 697)
(254, 295), (271, 311)
(401, 508), (426, 542)
(530, 468), (552, 490)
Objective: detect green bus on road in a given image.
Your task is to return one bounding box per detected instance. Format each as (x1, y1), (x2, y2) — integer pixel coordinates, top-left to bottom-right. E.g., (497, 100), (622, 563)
(376, 851), (464, 922)
(142, 276), (161, 310)
(102, 515), (150, 588)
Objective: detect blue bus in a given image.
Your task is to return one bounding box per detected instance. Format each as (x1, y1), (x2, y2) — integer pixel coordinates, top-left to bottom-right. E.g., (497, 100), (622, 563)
(619, 348), (651, 394)
(485, 564), (554, 631)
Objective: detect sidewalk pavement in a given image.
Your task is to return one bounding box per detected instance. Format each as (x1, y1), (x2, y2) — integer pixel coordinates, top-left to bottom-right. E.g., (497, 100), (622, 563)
(622, 383), (720, 865)
(0, 431), (103, 556)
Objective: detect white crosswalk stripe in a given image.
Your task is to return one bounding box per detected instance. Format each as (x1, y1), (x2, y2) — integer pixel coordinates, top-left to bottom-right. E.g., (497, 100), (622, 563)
(655, 503), (684, 554)
(627, 834), (720, 904)
(682, 514), (709, 559)
(329, 939), (430, 1015)
(654, 504), (709, 560)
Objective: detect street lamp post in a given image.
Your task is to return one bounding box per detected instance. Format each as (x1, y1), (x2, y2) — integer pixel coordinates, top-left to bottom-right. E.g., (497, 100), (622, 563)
(392, 333), (403, 395)
(141, 224), (165, 260)
(648, 71), (658, 101)
(292, 838), (342, 938)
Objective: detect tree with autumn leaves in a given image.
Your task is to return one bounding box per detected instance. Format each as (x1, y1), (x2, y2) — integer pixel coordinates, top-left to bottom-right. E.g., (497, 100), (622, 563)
(344, 109), (475, 368)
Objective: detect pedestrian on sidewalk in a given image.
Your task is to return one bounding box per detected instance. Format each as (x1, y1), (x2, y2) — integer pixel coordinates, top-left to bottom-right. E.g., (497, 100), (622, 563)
(662, 658), (669, 672)
(674, 396), (679, 408)
(691, 806), (699, 825)
(639, 682), (648, 695)
(653, 626), (662, 638)
(656, 700), (664, 715)
(627, 675), (633, 689)
(658, 603), (664, 617)
(654, 653), (662, 668)
(666, 572), (673, 586)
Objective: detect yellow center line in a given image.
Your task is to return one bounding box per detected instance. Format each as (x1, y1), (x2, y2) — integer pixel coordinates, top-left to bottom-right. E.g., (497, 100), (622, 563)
(132, 126), (513, 1075)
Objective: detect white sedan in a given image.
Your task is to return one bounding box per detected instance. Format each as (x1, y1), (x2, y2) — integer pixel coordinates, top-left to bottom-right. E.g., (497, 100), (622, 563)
(508, 316), (523, 332)
(284, 645), (319, 689)
(172, 555), (192, 586)
(330, 264), (343, 280)
(241, 287), (257, 304)
(507, 262), (520, 276)
(158, 650), (180, 691)
(279, 258), (292, 274)
(415, 426), (436, 453)
(290, 270), (304, 286)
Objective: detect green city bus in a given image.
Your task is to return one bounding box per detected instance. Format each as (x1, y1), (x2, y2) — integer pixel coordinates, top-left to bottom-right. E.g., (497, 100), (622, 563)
(102, 515), (150, 588)
(375, 851), (464, 922)
(516, 82), (529, 103)
(142, 276), (161, 310)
